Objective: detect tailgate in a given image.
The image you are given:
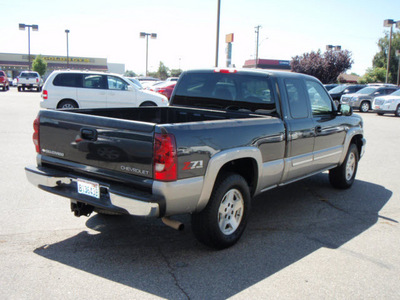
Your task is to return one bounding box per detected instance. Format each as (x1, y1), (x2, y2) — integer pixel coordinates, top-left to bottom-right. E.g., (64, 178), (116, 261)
(38, 110), (155, 179)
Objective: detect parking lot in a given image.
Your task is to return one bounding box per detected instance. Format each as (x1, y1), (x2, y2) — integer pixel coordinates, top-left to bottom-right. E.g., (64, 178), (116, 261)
(0, 87), (399, 299)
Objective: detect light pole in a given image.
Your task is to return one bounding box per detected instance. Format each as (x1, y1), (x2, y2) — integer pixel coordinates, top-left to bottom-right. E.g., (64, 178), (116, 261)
(383, 19), (400, 83)
(19, 23), (39, 70)
(215, 0), (221, 67)
(140, 32), (157, 76)
(396, 50), (400, 86)
(255, 25), (262, 68)
(65, 29), (70, 69)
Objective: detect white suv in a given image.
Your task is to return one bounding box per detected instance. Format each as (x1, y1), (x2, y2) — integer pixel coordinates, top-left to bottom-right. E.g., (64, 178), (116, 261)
(41, 70), (169, 109)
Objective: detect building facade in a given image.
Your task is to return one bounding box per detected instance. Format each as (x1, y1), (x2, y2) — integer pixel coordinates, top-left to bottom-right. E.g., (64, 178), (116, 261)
(243, 59), (291, 71)
(0, 53), (123, 79)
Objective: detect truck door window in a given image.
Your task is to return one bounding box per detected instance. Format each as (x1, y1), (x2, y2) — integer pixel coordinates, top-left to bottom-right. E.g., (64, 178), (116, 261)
(285, 79), (308, 119)
(306, 80), (333, 115)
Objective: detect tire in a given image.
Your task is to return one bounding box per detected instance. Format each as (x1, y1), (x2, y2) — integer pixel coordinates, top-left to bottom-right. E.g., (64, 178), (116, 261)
(57, 100), (78, 109)
(18, 87), (21, 92)
(191, 173), (251, 249)
(329, 144), (359, 189)
(395, 105), (400, 117)
(377, 113), (384, 116)
(359, 101), (370, 113)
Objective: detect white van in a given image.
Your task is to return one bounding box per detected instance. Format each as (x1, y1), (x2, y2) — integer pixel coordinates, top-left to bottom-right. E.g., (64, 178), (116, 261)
(40, 70), (169, 109)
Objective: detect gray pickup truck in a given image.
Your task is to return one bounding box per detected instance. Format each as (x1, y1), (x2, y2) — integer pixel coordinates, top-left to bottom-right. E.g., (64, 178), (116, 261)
(25, 69), (366, 249)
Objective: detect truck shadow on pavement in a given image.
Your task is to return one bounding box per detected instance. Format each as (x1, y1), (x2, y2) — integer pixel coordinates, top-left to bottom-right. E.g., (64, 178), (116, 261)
(34, 174), (393, 299)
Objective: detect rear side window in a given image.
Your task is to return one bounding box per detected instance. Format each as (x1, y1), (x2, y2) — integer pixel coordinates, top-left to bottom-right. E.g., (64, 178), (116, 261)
(53, 73), (82, 87)
(83, 74), (106, 89)
(285, 78), (309, 119)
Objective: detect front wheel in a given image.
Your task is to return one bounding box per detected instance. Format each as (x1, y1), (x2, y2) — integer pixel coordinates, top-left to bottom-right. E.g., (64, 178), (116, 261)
(395, 105), (400, 117)
(329, 144), (359, 189)
(359, 101), (370, 113)
(191, 173), (251, 249)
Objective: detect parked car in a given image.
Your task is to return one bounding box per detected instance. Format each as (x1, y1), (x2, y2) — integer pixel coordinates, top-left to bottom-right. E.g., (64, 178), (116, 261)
(0, 70), (10, 91)
(341, 85), (399, 112)
(372, 89), (400, 117)
(166, 77), (179, 82)
(329, 84), (366, 101)
(151, 81), (176, 100)
(40, 70), (169, 109)
(17, 71), (43, 92)
(323, 83), (338, 91)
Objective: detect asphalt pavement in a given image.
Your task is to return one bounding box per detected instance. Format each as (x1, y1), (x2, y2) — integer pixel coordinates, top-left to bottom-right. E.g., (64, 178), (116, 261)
(0, 87), (399, 299)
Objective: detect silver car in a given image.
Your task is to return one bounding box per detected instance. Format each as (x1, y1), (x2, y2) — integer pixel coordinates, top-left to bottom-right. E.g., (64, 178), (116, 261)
(341, 86), (398, 112)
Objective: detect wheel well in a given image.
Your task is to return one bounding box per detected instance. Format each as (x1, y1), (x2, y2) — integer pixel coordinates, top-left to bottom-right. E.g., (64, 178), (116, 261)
(216, 158), (258, 196)
(57, 99), (79, 108)
(140, 101), (157, 107)
(351, 134), (363, 156)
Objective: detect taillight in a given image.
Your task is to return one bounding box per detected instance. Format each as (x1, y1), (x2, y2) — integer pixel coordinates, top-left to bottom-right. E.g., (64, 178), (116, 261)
(214, 68), (237, 74)
(33, 116), (40, 153)
(42, 90), (48, 100)
(36, 78), (39, 83)
(153, 133), (177, 181)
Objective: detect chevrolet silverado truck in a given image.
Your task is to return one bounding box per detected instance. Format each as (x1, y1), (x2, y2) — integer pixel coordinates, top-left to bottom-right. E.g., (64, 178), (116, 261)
(25, 69), (366, 249)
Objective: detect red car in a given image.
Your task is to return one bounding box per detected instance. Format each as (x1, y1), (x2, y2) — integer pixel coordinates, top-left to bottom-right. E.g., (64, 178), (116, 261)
(0, 71), (10, 91)
(152, 81), (176, 100)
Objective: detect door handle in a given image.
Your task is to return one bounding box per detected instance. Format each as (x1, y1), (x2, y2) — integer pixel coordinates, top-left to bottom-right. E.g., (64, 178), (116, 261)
(80, 128), (98, 141)
(315, 125), (322, 134)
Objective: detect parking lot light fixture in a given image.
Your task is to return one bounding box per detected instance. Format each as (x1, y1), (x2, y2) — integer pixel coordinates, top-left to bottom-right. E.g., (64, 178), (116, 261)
(65, 30), (70, 69)
(19, 23), (39, 70)
(140, 32), (157, 76)
(383, 19), (400, 84)
(326, 45), (341, 51)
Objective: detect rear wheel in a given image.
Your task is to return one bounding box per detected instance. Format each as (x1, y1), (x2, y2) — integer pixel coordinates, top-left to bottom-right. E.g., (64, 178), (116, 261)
(360, 101), (370, 113)
(57, 100), (78, 109)
(140, 101), (157, 107)
(329, 144), (359, 189)
(191, 173), (251, 249)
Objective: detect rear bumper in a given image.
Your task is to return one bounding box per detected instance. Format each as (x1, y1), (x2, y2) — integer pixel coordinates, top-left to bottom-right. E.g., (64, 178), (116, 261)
(25, 165), (162, 217)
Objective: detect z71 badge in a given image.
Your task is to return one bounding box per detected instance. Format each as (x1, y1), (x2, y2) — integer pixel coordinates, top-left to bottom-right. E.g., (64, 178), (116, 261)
(183, 160), (204, 170)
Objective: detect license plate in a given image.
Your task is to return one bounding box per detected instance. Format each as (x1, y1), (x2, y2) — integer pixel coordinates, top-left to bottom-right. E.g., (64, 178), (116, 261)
(77, 179), (100, 199)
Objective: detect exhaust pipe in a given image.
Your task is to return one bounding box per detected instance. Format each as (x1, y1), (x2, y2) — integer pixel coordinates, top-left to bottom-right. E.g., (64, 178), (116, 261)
(162, 217), (184, 231)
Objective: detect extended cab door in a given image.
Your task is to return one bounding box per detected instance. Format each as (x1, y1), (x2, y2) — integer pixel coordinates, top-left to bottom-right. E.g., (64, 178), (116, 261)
(281, 78), (315, 183)
(305, 80), (346, 171)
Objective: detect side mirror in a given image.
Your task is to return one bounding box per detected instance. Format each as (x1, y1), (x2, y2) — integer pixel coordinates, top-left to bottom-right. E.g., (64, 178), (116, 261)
(337, 104), (353, 116)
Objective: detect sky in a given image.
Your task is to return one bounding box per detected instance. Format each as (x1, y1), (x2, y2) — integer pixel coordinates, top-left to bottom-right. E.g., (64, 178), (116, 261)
(1, 0), (400, 76)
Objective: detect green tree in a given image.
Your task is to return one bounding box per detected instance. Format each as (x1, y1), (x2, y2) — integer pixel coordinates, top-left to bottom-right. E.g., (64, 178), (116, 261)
(372, 31), (400, 84)
(32, 55), (47, 76)
(170, 69), (183, 77)
(358, 67), (387, 84)
(291, 50), (353, 84)
(124, 70), (137, 77)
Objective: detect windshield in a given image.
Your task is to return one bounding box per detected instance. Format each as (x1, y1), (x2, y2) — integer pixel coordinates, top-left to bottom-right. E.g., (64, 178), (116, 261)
(355, 87), (378, 94)
(126, 78), (142, 89)
(387, 89), (400, 97)
(173, 72), (277, 114)
(329, 85), (347, 93)
(20, 72), (38, 78)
